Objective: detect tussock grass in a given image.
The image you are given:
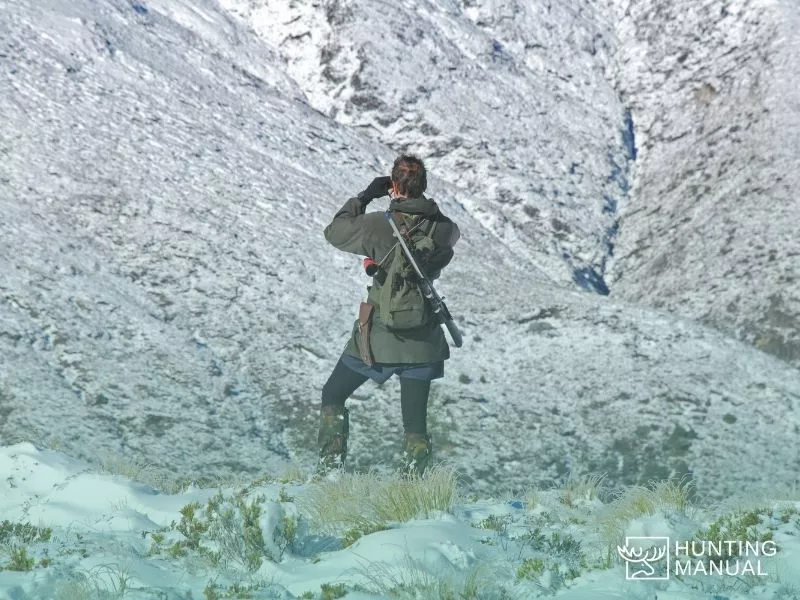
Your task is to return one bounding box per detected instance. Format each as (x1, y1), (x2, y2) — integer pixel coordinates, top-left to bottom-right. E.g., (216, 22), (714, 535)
(709, 489), (800, 522)
(356, 555), (518, 600)
(522, 488), (539, 511)
(302, 466), (459, 540)
(597, 476), (695, 544)
(51, 563), (133, 600)
(277, 462), (305, 484)
(91, 453), (205, 494)
(303, 471), (382, 530)
(95, 453), (169, 488)
(94, 451), (305, 496)
(557, 473), (607, 507)
(374, 468), (459, 522)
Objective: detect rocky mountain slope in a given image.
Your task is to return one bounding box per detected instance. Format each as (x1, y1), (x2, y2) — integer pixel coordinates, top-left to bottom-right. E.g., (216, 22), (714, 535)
(607, 0), (800, 366)
(221, 0), (800, 366)
(1, 0), (798, 502)
(220, 0), (632, 294)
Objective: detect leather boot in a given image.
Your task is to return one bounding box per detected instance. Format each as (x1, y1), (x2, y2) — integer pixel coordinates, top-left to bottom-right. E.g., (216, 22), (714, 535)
(316, 405), (349, 477)
(401, 432), (432, 478)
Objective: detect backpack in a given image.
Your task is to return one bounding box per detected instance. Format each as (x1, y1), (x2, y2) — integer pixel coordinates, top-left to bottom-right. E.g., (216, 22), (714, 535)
(368, 213), (438, 330)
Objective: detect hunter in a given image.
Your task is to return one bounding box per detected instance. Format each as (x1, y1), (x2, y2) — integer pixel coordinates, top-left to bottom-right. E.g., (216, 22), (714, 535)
(319, 154), (460, 478)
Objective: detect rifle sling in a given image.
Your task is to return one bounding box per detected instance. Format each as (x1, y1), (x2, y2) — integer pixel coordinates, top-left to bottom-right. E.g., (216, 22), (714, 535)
(389, 212), (438, 263)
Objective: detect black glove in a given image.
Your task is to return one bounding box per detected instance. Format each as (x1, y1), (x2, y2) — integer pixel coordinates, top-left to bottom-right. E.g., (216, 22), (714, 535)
(358, 176), (392, 203)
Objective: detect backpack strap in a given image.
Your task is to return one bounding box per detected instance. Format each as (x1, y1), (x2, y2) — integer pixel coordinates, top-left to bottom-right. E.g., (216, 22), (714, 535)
(425, 216), (438, 239)
(376, 212), (436, 273)
(391, 211), (436, 240)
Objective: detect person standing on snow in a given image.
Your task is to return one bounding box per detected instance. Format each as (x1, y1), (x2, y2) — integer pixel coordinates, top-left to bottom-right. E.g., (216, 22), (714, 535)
(318, 154), (460, 478)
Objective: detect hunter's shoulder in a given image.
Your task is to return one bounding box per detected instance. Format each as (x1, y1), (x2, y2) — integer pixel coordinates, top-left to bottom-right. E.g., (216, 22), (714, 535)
(427, 201), (460, 246)
(425, 198), (453, 223)
(435, 212), (458, 229)
(362, 210), (390, 228)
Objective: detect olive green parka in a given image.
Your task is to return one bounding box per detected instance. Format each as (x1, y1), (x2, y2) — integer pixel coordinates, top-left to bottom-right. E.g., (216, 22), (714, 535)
(324, 195), (460, 364)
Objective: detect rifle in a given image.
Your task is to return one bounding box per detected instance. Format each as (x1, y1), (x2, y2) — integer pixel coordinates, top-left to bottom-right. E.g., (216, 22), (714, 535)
(385, 211), (463, 348)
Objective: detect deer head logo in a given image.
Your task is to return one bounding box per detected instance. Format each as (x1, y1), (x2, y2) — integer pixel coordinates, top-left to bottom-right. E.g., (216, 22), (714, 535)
(617, 537), (670, 580)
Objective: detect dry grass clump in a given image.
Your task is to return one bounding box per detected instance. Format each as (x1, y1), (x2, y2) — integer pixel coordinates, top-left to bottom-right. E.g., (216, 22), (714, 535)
(302, 466), (459, 541)
(598, 476), (695, 544)
(557, 473), (607, 507)
(51, 563), (133, 600)
(374, 468), (459, 522)
(356, 555), (518, 600)
(95, 451), (307, 496)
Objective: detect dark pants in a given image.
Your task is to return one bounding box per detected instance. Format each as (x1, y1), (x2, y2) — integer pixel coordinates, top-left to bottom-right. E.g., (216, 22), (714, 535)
(321, 359), (431, 435)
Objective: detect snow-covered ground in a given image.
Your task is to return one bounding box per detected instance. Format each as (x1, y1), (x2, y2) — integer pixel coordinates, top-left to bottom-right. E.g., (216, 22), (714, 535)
(2, 443), (800, 599)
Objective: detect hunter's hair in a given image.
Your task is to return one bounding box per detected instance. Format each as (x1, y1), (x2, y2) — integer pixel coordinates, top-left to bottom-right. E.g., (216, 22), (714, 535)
(391, 154), (427, 198)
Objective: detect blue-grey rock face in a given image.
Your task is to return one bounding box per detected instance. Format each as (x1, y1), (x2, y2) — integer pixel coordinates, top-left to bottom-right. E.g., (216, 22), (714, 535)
(605, 0), (800, 366)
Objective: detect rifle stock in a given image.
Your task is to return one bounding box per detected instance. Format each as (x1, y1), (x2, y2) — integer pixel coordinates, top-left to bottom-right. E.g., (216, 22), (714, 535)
(444, 312), (463, 348)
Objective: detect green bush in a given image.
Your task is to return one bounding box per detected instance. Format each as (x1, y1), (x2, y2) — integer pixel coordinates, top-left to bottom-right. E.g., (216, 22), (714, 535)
(0, 521), (52, 546)
(320, 582), (347, 599)
(203, 581), (262, 599)
(203, 493), (267, 571)
(177, 502), (208, 550)
(7, 546), (35, 571)
(694, 507), (776, 567)
(477, 515), (511, 533)
(517, 558), (545, 581)
(342, 522), (389, 548)
(778, 505), (799, 523)
(149, 490), (297, 572)
(0, 521), (54, 572)
(273, 514), (297, 559)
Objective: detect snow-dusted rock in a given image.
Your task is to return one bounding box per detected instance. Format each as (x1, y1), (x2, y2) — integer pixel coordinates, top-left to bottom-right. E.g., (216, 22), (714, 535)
(606, 0), (800, 365)
(220, 0), (632, 292)
(222, 0), (800, 366)
(1, 0), (798, 504)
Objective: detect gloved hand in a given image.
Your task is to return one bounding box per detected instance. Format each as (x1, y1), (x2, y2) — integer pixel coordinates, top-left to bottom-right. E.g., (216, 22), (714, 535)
(358, 176), (392, 203)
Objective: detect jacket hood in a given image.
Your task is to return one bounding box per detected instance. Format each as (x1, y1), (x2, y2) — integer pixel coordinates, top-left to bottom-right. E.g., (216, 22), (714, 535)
(389, 195), (438, 217)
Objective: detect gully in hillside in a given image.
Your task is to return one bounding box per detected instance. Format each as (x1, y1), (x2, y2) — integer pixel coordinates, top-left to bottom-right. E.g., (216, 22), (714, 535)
(319, 155), (461, 478)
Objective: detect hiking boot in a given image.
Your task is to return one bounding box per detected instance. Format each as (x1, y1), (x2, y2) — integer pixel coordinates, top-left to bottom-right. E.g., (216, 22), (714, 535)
(401, 433), (432, 478)
(316, 405), (349, 477)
